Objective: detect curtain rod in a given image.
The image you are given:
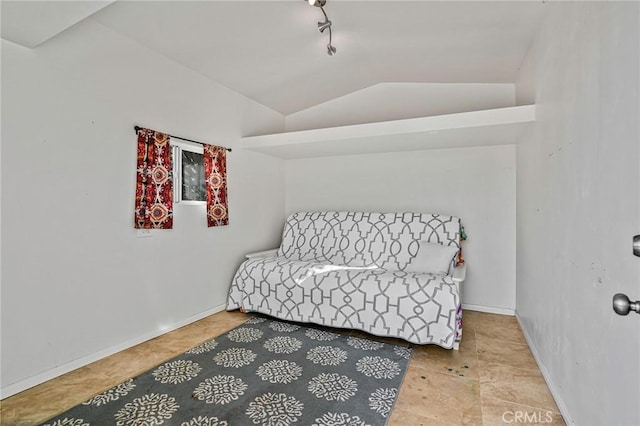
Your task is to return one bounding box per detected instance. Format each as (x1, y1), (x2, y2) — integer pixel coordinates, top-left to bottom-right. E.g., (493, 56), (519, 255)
(134, 126), (232, 152)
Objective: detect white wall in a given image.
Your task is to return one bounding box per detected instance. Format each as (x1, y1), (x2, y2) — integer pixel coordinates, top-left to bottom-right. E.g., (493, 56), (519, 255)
(515, 2), (640, 424)
(285, 145), (516, 312)
(1, 19), (285, 396)
(285, 82), (515, 132)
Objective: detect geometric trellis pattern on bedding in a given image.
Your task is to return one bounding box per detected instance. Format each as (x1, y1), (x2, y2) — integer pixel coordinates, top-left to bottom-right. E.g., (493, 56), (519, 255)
(278, 212), (461, 270)
(227, 212), (463, 348)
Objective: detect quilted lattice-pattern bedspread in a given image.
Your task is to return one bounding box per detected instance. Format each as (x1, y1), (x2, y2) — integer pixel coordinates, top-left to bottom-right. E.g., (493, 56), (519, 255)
(227, 212), (463, 347)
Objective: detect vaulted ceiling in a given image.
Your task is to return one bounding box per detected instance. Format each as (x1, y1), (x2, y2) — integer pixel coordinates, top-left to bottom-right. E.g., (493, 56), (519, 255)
(1, 0), (547, 115)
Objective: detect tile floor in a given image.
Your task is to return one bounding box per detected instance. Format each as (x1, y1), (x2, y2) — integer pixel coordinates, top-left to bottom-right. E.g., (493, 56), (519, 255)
(0, 310), (564, 425)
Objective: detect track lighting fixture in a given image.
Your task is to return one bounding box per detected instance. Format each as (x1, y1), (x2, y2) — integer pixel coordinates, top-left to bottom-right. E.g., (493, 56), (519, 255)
(303, 0), (335, 56)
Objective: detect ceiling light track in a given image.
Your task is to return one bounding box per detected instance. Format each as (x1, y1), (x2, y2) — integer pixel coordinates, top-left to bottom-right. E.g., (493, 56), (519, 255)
(305, 0), (336, 56)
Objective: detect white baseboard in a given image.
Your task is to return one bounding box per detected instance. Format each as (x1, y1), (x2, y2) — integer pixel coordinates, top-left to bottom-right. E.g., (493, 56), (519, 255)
(462, 303), (515, 316)
(515, 313), (574, 425)
(0, 304), (228, 400)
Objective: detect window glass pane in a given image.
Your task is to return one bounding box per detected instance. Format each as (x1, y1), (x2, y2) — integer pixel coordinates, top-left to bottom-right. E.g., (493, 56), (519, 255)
(182, 151), (206, 201)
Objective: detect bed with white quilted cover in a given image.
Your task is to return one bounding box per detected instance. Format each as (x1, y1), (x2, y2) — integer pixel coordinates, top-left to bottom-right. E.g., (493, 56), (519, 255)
(227, 211), (463, 348)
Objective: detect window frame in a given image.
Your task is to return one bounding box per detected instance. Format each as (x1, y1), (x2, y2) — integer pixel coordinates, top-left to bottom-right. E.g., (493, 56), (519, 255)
(172, 140), (206, 206)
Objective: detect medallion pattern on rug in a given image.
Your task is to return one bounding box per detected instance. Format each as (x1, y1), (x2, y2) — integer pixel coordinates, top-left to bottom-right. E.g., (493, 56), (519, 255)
(41, 316), (412, 426)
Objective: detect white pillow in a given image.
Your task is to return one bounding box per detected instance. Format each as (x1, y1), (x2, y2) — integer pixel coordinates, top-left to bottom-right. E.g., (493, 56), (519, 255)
(405, 241), (458, 275)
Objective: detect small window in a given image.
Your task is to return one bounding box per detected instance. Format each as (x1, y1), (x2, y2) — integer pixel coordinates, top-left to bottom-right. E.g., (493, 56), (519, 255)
(172, 142), (205, 205)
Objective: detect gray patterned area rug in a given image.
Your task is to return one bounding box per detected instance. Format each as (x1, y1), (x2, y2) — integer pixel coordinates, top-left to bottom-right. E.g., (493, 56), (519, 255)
(41, 315), (412, 426)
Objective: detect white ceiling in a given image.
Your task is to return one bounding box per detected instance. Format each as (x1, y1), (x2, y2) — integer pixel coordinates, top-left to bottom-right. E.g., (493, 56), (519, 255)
(0, 1), (115, 48)
(1, 0), (547, 116)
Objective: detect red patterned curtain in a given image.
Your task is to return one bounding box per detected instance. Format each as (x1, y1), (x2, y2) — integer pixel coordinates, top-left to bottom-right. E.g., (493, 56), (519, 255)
(134, 128), (173, 229)
(204, 144), (229, 227)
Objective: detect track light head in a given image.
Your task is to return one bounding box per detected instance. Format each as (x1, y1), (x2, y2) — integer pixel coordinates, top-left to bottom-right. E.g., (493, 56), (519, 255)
(327, 44), (336, 56)
(307, 0), (326, 6)
(317, 19), (331, 33)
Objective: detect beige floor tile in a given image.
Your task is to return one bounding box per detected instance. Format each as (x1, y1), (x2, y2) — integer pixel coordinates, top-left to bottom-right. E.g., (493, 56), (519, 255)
(451, 319), (477, 350)
(394, 365), (483, 424)
(479, 361), (560, 413)
(470, 310), (518, 325)
(481, 396), (565, 425)
(86, 344), (166, 381)
(0, 366), (114, 425)
(477, 339), (538, 370)
(411, 342), (478, 379)
(473, 314), (526, 345)
(388, 407), (454, 426)
(460, 332), (478, 353)
(460, 321), (478, 341)
(460, 309), (482, 328)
